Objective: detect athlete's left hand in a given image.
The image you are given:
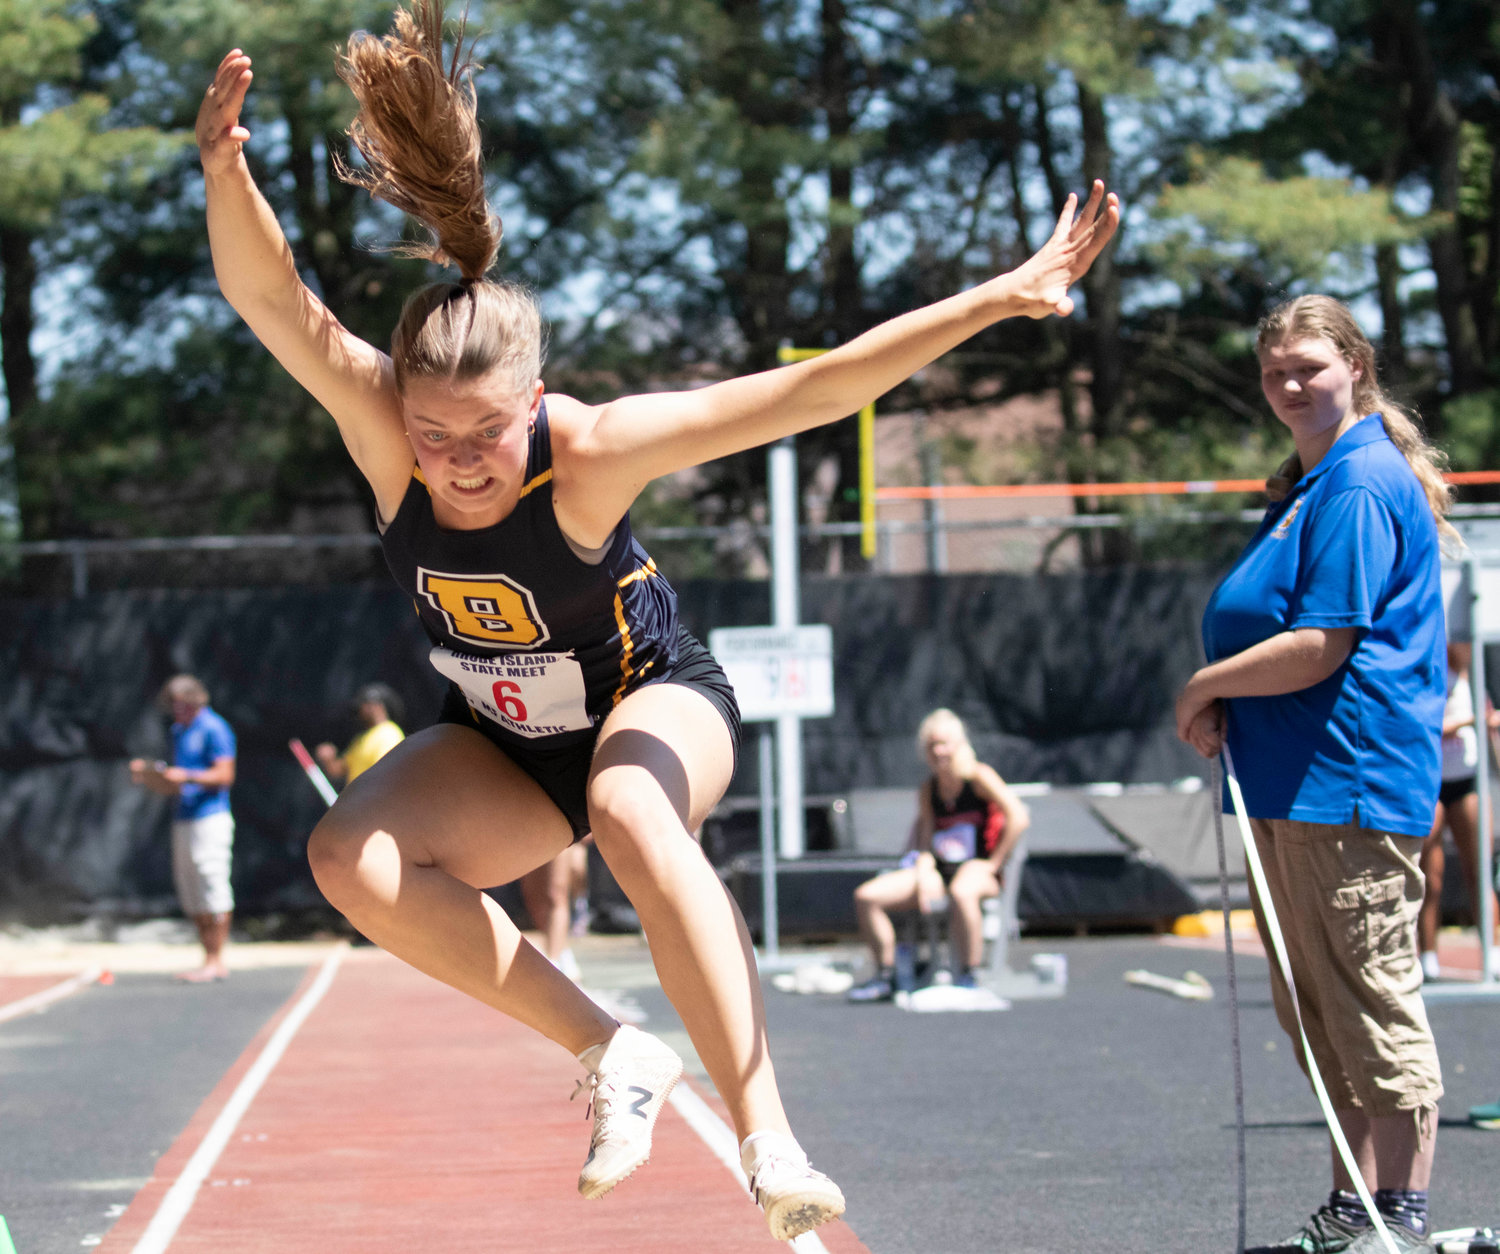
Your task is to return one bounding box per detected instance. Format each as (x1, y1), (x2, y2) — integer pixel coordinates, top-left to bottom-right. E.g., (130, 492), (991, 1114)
(997, 181), (1120, 319)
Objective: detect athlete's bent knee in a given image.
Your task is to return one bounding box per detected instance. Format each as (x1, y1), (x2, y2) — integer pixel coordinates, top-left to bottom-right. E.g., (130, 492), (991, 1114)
(588, 776), (655, 841)
(588, 778), (691, 888)
(306, 815), (369, 901)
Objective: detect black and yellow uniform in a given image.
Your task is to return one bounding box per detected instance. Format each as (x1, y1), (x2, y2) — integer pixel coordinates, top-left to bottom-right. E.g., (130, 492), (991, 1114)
(928, 777), (1004, 882)
(379, 402), (740, 838)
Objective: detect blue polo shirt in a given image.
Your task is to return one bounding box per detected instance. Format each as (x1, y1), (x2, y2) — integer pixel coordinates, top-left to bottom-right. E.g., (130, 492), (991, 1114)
(1201, 416), (1444, 836)
(171, 706), (236, 822)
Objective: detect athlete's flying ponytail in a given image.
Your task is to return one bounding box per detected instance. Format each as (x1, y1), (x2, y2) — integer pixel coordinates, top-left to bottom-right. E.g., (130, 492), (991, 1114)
(335, 1), (545, 396)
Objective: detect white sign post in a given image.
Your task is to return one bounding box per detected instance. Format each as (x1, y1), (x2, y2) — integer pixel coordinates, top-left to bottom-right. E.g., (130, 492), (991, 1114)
(709, 624), (834, 960)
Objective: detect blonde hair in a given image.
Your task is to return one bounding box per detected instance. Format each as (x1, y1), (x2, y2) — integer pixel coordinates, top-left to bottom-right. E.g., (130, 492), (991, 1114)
(916, 708), (978, 776)
(335, 1), (544, 396)
(158, 674), (209, 712)
(1256, 295), (1456, 540)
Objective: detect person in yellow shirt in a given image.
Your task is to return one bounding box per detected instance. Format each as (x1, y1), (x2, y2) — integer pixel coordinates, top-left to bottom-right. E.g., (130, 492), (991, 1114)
(316, 684), (406, 786)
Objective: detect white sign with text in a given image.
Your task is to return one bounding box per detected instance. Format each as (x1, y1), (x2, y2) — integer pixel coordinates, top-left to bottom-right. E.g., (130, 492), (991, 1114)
(708, 625), (835, 722)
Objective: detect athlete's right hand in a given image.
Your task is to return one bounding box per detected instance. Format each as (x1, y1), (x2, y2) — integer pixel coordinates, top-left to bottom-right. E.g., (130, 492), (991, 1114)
(196, 49), (254, 176)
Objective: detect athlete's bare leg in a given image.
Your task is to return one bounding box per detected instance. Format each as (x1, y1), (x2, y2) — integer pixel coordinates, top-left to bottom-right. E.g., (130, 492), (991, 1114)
(586, 683), (790, 1143)
(852, 868), (923, 968)
(521, 846), (581, 962)
(178, 912), (231, 982)
(1332, 1108), (1437, 1192)
(946, 860), (1000, 969)
(306, 725), (618, 1055)
(1446, 789), (1500, 941)
(1418, 807), (1446, 956)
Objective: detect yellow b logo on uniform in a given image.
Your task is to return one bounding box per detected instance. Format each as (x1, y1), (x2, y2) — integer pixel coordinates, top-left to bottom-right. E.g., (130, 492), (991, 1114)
(417, 569), (549, 648)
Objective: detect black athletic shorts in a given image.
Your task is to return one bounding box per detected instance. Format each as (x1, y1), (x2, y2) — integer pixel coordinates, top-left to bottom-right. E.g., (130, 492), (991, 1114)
(935, 858), (963, 886)
(1438, 775), (1476, 807)
(437, 625), (741, 842)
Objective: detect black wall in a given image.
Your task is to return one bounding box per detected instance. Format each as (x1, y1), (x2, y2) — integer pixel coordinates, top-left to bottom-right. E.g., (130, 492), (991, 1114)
(0, 570), (1226, 923)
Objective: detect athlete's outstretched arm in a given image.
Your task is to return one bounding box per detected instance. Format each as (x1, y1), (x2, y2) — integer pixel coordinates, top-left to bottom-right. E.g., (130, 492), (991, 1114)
(197, 49), (412, 519)
(551, 183), (1119, 522)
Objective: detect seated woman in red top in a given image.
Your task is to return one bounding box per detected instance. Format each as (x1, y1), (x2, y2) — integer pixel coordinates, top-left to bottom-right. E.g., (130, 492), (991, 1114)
(849, 709), (1030, 998)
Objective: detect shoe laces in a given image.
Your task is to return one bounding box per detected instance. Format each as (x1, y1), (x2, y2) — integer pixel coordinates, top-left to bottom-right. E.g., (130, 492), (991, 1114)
(573, 1074), (615, 1134)
(747, 1148), (832, 1205)
(570, 1062), (642, 1140)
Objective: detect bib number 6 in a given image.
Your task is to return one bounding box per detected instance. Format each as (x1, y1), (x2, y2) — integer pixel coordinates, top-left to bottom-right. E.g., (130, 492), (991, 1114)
(492, 680), (529, 723)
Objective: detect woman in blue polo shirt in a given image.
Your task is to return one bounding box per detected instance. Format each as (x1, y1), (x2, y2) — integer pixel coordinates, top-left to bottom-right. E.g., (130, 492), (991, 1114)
(1175, 295), (1453, 1254)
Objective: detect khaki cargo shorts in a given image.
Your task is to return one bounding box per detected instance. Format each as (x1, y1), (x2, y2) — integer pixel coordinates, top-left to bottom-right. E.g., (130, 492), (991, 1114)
(1248, 817), (1443, 1116)
(171, 811), (236, 917)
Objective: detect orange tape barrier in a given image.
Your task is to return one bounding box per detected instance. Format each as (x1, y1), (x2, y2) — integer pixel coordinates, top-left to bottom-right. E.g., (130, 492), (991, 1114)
(877, 470), (1500, 501)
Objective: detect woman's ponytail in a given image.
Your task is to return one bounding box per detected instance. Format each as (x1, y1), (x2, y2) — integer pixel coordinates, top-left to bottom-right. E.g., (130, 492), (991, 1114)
(335, 0), (499, 282)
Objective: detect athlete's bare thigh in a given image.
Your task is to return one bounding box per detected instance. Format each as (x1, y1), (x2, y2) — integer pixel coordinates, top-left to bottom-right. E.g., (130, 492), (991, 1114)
(857, 866), (924, 909)
(329, 723), (574, 887)
(949, 859), (1001, 898)
(588, 682), (735, 833)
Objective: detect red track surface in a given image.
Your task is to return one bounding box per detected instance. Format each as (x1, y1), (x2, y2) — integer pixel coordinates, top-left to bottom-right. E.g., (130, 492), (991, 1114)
(0, 974), (74, 1005)
(97, 949), (869, 1253)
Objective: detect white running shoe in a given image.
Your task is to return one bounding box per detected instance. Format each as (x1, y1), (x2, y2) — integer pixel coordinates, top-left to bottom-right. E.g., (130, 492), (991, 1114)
(741, 1132), (847, 1241)
(573, 1025), (683, 1199)
(1420, 950), (1442, 982)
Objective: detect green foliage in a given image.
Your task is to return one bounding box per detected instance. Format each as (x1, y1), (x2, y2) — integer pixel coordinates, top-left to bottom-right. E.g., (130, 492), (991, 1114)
(926, 0), (1159, 97)
(0, 0), (95, 111)
(1151, 152), (1426, 292)
(0, 96), (188, 230)
(2, 0), (1499, 561)
(1440, 389), (1500, 474)
(26, 323), (370, 537)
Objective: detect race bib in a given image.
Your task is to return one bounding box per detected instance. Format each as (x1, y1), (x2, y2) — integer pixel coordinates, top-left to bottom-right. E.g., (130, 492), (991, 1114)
(430, 646), (592, 740)
(932, 822), (977, 864)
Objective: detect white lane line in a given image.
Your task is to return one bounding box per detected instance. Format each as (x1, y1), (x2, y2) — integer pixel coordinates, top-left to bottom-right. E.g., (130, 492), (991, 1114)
(667, 1082), (832, 1254)
(130, 945), (347, 1254)
(0, 967), (103, 1024)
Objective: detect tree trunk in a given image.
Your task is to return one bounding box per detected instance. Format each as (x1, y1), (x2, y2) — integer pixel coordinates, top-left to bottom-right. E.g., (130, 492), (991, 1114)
(0, 223), (39, 537)
(1076, 83), (1122, 435)
(1377, 0), (1487, 392)
(718, 0), (793, 367)
(820, 0), (859, 343)
(1374, 243), (1408, 383)
(819, 0), (866, 565)
(1375, 136), (1408, 383)
(1479, 140), (1500, 359)
(1075, 84), (1131, 566)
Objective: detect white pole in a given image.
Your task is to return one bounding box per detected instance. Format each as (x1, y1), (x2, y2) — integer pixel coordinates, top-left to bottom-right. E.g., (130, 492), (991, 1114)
(1469, 555), (1498, 983)
(758, 724), (779, 960)
(769, 437), (806, 859)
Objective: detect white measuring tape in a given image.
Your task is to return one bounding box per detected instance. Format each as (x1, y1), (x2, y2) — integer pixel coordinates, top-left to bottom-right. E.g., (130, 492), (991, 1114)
(1216, 746), (1401, 1254)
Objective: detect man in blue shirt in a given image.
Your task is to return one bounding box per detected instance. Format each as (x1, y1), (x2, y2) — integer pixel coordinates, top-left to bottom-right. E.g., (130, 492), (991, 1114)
(130, 674), (237, 981)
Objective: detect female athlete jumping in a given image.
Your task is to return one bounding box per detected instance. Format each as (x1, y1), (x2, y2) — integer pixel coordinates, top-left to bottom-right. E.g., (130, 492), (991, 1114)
(195, 2), (1117, 1239)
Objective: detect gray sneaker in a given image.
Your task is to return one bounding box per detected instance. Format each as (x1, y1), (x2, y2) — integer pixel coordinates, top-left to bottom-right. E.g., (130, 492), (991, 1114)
(1346, 1224), (1434, 1253)
(1248, 1205), (1369, 1253)
(846, 971), (895, 1002)
(573, 1025), (683, 1199)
